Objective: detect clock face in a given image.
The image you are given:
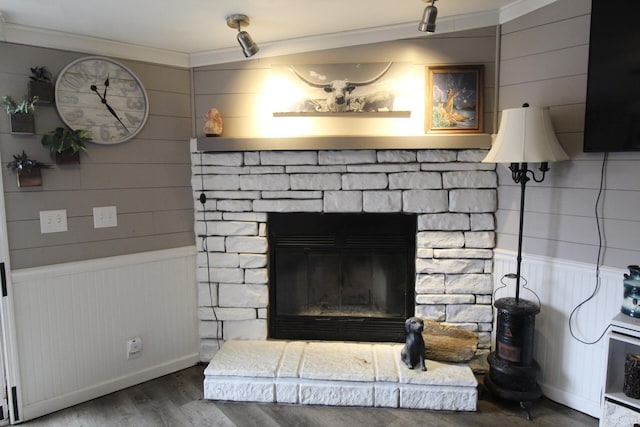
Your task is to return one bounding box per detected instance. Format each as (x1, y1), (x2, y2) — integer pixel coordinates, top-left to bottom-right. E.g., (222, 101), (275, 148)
(55, 56), (149, 144)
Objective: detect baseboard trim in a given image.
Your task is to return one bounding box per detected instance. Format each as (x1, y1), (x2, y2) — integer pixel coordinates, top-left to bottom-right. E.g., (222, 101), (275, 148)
(540, 383), (601, 419)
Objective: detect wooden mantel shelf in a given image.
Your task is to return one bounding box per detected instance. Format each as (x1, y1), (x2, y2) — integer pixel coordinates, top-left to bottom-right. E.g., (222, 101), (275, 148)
(196, 134), (492, 152)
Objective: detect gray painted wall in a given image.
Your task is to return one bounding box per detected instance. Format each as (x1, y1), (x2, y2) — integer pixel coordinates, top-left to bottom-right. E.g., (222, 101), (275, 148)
(496, 0), (640, 270)
(3, 0), (632, 272)
(193, 27), (497, 139)
(0, 43), (194, 269)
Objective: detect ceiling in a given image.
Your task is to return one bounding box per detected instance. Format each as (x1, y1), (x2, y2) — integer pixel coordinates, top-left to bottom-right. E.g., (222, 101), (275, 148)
(0, 0), (557, 67)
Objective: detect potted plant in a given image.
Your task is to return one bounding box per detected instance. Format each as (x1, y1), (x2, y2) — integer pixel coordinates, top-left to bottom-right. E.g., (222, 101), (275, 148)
(7, 150), (51, 187)
(1, 95), (38, 134)
(28, 66), (54, 103)
(41, 127), (91, 164)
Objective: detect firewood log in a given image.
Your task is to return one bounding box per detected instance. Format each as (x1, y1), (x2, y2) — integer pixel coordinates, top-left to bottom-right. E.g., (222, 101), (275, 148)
(422, 319), (478, 363)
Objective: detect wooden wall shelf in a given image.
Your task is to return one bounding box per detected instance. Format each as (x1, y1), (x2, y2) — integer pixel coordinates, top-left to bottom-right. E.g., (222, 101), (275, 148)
(196, 134), (492, 152)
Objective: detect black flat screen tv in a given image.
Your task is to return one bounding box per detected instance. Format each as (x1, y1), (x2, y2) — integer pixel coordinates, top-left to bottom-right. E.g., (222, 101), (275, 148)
(583, 0), (640, 152)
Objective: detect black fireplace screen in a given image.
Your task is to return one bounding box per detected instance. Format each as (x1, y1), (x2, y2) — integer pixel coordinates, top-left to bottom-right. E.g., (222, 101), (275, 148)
(268, 213), (416, 342)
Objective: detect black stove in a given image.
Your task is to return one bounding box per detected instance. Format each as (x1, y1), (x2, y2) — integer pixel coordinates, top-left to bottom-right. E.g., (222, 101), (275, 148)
(485, 297), (542, 420)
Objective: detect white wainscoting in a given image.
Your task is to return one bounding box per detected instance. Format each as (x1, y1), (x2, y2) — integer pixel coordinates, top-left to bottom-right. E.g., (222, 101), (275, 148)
(493, 250), (624, 419)
(10, 246), (199, 422)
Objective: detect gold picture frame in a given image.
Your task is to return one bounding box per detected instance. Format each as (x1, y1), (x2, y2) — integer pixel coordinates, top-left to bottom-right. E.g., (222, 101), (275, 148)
(425, 65), (484, 133)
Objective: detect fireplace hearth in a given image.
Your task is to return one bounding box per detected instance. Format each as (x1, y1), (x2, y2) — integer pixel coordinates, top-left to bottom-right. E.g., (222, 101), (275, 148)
(268, 212), (416, 342)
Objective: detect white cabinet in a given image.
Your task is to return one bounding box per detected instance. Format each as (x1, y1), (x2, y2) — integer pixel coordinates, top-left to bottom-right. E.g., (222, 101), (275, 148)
(601, 313), (640, 426)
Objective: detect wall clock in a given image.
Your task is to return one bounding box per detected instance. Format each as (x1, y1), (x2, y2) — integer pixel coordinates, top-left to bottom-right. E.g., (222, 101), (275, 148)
(55, 56), (149, 144)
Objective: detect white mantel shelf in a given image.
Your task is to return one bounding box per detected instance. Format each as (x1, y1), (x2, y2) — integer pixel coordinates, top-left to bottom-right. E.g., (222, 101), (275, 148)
(196, 134), (492, 152)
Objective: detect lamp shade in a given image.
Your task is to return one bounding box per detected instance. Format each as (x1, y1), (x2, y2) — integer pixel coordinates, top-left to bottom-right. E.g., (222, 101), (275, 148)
(483, 106), (569, 163)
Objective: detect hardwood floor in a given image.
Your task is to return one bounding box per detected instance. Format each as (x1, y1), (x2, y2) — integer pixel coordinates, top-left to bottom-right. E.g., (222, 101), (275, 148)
(24, 364), (598, 426)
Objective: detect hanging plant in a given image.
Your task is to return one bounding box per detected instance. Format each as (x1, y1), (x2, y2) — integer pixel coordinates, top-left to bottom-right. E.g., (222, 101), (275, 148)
(29, 66), (52, 82)
(29, 66), (54, 103)
(1, 95), (38, 115)
(7, 150), (51, 188)
(1, 95), (38, 134)
(41, 127), (91, 164)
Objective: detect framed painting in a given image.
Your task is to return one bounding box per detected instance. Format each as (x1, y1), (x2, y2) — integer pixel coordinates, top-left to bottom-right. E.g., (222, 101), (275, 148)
(425, 65), (484, 133)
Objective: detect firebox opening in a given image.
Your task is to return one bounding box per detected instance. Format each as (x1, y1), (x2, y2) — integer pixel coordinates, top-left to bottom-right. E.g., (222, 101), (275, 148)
(268, 213), (416, 343)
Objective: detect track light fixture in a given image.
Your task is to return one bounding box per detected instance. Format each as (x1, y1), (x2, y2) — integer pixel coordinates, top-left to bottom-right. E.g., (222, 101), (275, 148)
(226, 13), (259, 58)
(418, 0), (438, 33)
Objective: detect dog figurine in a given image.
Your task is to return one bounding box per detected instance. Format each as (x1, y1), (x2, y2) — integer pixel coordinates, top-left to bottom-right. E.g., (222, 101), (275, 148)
(401, 317), (427, 371)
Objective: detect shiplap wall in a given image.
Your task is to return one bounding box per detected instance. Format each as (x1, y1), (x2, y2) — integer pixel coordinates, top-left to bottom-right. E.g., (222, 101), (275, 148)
(0, 42), (194, 269)
(193, 27), (498, 139)
(497, 0), (640, 269)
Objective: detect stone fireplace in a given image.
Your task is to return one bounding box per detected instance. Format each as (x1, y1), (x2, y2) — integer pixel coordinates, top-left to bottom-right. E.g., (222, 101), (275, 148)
(192, 147), (497, 362)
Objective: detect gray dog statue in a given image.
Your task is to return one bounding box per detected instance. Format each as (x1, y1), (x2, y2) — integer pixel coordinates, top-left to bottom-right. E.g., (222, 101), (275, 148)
(400, 317), (427, 371)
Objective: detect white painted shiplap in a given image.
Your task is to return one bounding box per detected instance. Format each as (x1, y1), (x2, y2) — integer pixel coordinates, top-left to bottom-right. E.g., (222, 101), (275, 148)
(494, 249), (623, 418)
(10, 246), (198, 422)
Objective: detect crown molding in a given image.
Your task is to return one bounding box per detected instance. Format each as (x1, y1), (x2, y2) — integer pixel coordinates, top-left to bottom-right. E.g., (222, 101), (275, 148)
(189, 10), (500, 67)
(0, 0), (558, 67)
(499, 0), (559, 24)
(0, 22), (190, 68)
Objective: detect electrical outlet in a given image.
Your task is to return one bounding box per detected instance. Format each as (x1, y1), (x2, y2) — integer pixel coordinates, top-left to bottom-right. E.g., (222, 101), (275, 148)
(93, 206), (117, 228)
(126, 337), (142, 360)
(40, 210), (68, 233)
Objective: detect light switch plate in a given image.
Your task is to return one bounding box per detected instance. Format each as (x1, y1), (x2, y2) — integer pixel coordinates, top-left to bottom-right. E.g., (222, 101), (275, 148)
(40, 210), (68, 233)
(93, 206), (117, 228)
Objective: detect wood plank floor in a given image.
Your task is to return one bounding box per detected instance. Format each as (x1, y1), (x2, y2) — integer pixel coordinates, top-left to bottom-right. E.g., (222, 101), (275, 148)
(24, 364), (598, 426)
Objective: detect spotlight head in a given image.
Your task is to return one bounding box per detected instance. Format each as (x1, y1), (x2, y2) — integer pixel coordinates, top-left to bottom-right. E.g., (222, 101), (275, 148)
(237, 31), (259, 57)
(226, 13), (259, 57)
(418, 0), (438, 33)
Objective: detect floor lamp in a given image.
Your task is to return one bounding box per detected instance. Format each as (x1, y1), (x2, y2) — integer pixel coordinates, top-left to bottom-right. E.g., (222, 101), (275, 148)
(481, 103), (569, 420)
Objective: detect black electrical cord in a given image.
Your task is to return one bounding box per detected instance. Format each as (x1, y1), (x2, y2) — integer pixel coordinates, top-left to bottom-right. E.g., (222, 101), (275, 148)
(199, 151), (221, 350)
(568, 151), (609, 345)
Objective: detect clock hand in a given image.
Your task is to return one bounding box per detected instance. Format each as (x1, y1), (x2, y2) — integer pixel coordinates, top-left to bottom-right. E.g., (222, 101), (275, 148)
(104, 102), (129, 132)
(90, 85), (130, 132)
(103, 75), (109, 99)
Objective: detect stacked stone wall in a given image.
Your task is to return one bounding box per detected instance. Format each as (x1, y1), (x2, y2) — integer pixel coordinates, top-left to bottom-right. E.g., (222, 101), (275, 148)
(191, 149), (497, 361)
